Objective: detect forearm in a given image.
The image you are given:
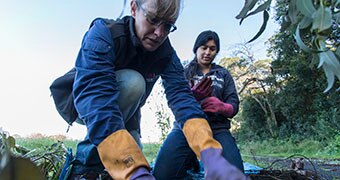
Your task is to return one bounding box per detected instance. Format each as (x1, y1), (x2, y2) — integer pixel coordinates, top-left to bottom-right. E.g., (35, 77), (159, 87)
(161, 55), (207, 126)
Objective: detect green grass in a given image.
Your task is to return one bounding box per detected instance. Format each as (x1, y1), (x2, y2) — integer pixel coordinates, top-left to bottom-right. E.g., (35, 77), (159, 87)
(16, 137), (78, 152)
(15, 138), (161, 163)
(15, 136), (339, 164)
(238, 137), (340, 161)
(142, 143), (162, 162)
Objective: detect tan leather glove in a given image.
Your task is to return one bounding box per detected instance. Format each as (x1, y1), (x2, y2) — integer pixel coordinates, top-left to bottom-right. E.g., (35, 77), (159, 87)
(97, 129), (150, 180)
(182, 118), (222, 158)
(183, 118), (247, 179)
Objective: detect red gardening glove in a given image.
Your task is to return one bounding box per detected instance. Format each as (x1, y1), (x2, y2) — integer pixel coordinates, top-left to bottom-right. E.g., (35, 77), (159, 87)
(190, 77), (213, 101)
(201, 97), (235, 118)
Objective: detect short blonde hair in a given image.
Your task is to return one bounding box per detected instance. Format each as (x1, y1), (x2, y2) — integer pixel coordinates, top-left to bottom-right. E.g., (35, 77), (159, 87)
(136, 0), (182, 23)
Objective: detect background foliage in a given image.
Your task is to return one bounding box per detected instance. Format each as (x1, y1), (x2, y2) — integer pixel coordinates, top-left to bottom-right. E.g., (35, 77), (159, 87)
(224, 0), (340, 153)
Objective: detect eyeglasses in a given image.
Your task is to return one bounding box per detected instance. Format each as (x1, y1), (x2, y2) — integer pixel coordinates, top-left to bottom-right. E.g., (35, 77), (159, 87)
(135, 0), (177, 33)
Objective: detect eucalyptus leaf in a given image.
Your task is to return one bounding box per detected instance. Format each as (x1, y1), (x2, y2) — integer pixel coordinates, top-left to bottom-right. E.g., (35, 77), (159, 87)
(294, 26), (312, 52)
(336, 47), (340, 58)
(319, 50), (340, 92)
(312, 7), (332, 31)
(296, 0), (317, 17)
(336, 0), (340, 7)
(281, 17), (292, 31)
(236, 0), (259, 19)
(309, 53), (319, 68)
(248, 10), (269, 43)
(288, 0), (299, 24)
(324, 51), (340, 78)
(299, 16), (313, 29)
(242, 0), (272, 20)
(322, 62), (335, 92)
(118, 0), (127, 18)
(313, 35), (327, 51)
(333, 12), (340, 23)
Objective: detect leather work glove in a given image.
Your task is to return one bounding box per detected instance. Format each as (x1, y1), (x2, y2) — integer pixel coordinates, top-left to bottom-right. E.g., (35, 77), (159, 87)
(190, 77), (213, 101)
(130, 167), (155, 180)
(97, 130), (154, 180)
(201, 97), (234, 118)
(201, 148), (247, 180)
(182, 118), (247, 180)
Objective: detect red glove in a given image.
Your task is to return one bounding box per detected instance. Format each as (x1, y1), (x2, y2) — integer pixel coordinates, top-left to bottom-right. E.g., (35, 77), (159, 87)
(190, 77), (213, 101)
(201, 97), (235, 117)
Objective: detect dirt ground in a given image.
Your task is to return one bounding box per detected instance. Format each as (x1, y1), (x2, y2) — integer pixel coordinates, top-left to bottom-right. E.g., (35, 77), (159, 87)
(246, 156), (340, 180)
(185, 156), (340, 180)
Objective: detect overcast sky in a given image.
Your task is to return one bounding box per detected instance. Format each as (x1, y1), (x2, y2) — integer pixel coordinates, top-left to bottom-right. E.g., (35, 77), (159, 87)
(0, 0), (279, 142)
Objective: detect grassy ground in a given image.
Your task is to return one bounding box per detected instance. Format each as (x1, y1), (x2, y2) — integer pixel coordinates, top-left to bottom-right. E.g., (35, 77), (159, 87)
(15, 136), (339, 163)
(238, 138), (340, 161)
(11, 136), (339, 179)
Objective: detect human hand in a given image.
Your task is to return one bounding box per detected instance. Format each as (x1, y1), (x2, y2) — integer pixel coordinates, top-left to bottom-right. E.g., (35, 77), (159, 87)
(201, 148), (247, 180)
(130, 167), (156, 180)
(191, 77), (213, 101)
(201, 97), (234, 117)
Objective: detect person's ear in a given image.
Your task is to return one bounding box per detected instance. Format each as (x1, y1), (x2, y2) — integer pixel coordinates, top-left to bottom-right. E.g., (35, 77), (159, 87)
(130, 0), (137, 17)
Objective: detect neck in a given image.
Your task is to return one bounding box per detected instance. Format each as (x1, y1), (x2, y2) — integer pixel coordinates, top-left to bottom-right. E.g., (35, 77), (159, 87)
(199, 63), (211, 75)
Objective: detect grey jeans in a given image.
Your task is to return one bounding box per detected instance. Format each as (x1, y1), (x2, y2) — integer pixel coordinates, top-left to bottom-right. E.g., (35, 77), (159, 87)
(71, 69), (146, 174)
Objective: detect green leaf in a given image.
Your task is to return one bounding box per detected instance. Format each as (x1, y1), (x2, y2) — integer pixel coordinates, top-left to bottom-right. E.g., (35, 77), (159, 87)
(299, 16), (313, 29)
(318, 50), (340, 92)
(118, 0), (127, 18)
(336, 0), (340, 7)
(280, 16), (292, 32)
(322, 62), (335, 92)
(288, 0), (299, 24)
(294, 26), (312, 52)
(309, 53), (319, 68)
(296, 0), (316, 17)
(336, 47), (340, 58)
(248, 10), (269, 43)
(7, 136), (15, 149)
(240, 0), (272, 25)
(236, 0), (259, 19)
(333, 12), (340, 23)
(312, 7), (332, 31)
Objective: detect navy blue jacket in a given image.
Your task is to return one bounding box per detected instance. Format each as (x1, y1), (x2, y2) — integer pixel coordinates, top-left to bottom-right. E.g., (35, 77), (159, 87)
(184, 62), (240, 131)
(73, 16), (206, 145)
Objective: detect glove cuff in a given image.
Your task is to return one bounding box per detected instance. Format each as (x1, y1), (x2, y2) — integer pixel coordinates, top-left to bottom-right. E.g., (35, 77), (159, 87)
(200, 148), (223, 168)
(97, 129), (149, 180)
(223, 103), (235, 117)
(182, 118), (222, 158)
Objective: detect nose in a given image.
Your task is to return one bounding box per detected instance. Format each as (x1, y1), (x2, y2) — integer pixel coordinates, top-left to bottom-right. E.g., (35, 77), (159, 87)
(153, 24), (166, 37)
(204, 48), (212, 55)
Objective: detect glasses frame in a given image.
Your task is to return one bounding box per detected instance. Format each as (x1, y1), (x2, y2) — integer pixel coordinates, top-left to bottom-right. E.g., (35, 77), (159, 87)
(135, 0), (177, 33)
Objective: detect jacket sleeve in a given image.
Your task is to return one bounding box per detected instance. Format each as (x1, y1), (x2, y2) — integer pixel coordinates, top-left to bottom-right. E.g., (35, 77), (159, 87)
(161, 53), (207, 127)
(222, 70), (240, 117)
(73, 19), (125, 145)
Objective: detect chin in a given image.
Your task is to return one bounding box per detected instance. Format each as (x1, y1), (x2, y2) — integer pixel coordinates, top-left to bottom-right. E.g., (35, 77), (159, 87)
(143, 44), (159, 52)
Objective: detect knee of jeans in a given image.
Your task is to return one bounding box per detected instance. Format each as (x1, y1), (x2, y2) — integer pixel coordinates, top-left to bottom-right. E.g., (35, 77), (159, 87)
(117, 69), (146, 98)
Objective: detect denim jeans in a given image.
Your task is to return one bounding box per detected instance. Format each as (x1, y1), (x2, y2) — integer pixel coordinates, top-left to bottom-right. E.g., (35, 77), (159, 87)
(152, 127), (244, 179)
(70, 69), (146, 174)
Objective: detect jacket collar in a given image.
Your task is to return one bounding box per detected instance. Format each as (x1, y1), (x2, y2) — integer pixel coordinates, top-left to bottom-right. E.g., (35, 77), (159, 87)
(127, 16), (143, 48)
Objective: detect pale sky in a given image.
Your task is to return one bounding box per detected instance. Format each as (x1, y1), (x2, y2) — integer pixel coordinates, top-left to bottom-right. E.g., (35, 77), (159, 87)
(0, 0), (279, 142)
